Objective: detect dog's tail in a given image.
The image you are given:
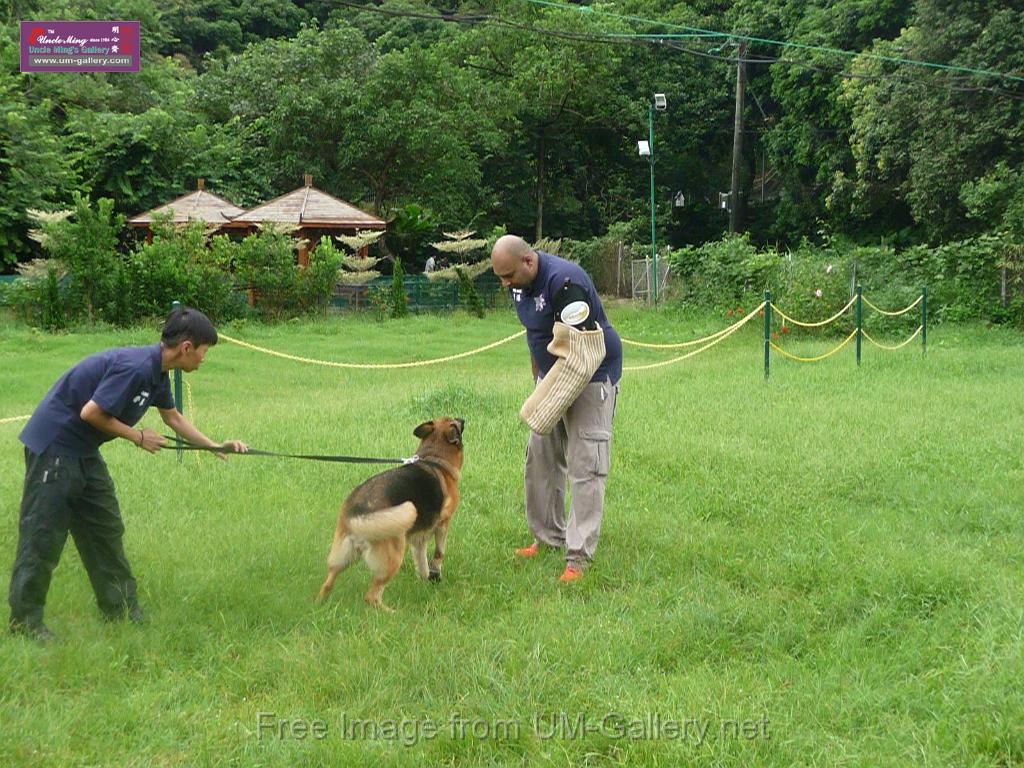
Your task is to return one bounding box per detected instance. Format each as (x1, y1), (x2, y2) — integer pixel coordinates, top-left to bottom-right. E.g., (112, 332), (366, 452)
(346, 502), (417, 541)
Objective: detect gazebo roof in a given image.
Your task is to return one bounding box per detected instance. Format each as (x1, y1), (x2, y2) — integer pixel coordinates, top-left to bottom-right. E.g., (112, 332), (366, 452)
(228, 175), (385, 230)
(128, 181), (244, 226)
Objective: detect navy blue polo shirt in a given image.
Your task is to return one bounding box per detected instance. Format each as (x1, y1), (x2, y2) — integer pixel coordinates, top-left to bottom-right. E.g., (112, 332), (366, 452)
(511, 251), (622, 384)
(19, 344), (175, 457)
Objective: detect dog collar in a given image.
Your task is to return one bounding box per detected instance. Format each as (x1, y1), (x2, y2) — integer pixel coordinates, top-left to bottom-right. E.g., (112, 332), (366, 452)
(410, 454), (462, 483)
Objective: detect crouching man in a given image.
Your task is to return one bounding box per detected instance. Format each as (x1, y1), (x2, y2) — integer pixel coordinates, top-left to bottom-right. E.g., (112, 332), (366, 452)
(9, 306), (247, 642)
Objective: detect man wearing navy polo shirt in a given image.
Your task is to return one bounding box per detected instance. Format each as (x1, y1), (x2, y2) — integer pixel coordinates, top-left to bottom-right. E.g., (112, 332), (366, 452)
(491, 235), (621, 582)
(9, 307), (247, 642)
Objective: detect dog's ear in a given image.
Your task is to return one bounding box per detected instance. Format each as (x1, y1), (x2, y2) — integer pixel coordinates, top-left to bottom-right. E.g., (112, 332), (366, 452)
(446, 421), (463, 445)
(414, 421), (435, 439)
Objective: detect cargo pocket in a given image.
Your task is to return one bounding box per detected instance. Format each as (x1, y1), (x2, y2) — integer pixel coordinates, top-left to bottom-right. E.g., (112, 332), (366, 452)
(579, 429), (611, 478)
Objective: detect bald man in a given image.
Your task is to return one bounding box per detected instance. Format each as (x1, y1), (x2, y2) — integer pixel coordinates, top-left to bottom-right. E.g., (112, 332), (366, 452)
(491, 235), (621, 582)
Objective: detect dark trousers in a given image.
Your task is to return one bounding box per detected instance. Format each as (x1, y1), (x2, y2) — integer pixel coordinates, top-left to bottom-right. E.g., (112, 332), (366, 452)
(9, 447), (137, 625)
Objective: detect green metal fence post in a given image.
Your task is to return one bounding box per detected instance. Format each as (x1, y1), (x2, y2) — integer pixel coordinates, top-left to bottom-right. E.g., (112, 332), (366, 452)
(171, 301), (183, 464)
(855, 284), (862, 367)
(764, 291), (771, 380)
(921, 286), (927, 353)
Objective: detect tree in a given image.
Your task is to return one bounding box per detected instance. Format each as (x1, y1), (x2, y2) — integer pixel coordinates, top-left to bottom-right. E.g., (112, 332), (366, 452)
(336, 43), (500, 220)
(194, 23), (375, 202)
(34, 193), (122, 323)
(841, 1), (1024, 243)
(161, 0), (310, 60)
(335, 230), (385, 284)
(460, 3), (637, 240)
(386, 204), (438, 270)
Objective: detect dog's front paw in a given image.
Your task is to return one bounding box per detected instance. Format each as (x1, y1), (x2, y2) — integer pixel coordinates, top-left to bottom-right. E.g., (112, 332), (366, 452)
(428, 568), (442, 583)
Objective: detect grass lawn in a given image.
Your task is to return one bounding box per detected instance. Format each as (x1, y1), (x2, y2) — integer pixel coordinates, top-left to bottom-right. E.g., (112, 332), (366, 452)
(1, 305), (1022, 767)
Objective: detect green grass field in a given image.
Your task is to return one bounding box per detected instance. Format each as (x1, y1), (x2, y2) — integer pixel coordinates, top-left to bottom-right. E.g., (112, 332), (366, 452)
(1, 306), (1022, 767)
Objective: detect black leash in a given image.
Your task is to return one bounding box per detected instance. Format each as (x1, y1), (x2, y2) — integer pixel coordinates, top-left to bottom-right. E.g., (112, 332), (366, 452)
(161, 435), (405, 465)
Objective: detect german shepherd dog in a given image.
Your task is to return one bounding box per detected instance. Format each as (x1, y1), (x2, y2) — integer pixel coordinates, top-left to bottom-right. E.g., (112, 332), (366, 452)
(316, 418), (464, 610)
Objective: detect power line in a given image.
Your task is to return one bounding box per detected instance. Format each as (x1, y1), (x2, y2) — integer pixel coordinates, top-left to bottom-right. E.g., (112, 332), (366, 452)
(521, 0), (1024, 85)
(329, 1), (1024, 100)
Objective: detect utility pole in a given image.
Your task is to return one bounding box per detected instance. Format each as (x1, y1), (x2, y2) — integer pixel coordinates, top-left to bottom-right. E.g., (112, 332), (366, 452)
(648, 102), (657, 304)
(729, 40), (747, 234)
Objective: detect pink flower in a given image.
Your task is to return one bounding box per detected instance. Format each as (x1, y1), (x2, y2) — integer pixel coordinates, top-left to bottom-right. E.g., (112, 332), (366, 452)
(815, 289), (823, 298)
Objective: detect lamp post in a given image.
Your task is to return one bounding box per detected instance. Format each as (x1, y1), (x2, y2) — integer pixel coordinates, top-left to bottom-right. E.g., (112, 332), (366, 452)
(640, 93), (666, 304)
(648, 102), (657, 304)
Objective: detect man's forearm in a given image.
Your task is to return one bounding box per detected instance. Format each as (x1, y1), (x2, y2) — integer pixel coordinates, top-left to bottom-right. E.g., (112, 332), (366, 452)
(161, 410), (216, 447)
(80, 401), (143, 446)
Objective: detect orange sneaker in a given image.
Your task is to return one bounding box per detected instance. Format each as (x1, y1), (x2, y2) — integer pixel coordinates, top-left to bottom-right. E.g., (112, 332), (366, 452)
(558, 566), (583, 583)
(514, 542), (539, 558)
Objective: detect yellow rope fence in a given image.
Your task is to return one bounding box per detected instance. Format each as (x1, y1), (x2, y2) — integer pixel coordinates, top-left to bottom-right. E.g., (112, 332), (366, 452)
(769, 330), (858, 363)
(769, 289), (924, 363)
(1, 290), (923, 411)
(0, 415), (30, 425)
(620, 318), (738, 349)
(862, 294), (922, 316)
(771, 296), (856, 329)
(862, 326), (923, 350)
(623, 301), (766, 371)
(218, 329), (525, 369)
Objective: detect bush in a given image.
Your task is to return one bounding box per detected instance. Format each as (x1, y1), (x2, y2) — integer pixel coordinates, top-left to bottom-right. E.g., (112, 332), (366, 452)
(390, 256), (409, 318)
(2, 260), (68, 330)
(563, 219), (648, 295)
(37, 193), (122, 324)
(297, 237), (344, 315)
(667, 233), (1023, 329)
(126, 218), (241, 324)
(231, 226), (300, 320)
(455, 266), (485, 318)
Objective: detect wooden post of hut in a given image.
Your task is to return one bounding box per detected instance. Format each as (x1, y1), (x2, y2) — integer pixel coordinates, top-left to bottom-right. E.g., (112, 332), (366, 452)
(297, 174), (313, 268)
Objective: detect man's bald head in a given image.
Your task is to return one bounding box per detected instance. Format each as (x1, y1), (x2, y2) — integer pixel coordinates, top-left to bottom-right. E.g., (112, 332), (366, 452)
(490, 235), (539, 289)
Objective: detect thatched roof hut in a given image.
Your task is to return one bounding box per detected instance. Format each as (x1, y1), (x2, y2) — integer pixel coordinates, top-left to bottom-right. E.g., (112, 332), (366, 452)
(128, 179), (244, 239)
(226, 175), (385, 264)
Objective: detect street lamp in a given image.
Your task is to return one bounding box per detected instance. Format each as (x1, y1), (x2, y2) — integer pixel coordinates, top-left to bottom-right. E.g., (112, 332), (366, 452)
(640, 93), (667, 304)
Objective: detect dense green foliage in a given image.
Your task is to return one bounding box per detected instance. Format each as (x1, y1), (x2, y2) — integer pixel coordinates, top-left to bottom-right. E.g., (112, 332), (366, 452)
(2, 0), (1022, 273)
(669, 232), (1024, 328)
(2, 209), (339, 324)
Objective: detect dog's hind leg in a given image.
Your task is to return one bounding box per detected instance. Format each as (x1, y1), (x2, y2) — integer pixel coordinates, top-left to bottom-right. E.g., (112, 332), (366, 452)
(364, 537), (404, 611)
(429, 521), (450, 582)
(409, 533), (431, 581)
(317, 534), (357, 602)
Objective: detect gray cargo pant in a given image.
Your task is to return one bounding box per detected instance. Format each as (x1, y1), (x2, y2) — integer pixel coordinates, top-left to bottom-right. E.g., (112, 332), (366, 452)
(524, 378), (618, 569)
